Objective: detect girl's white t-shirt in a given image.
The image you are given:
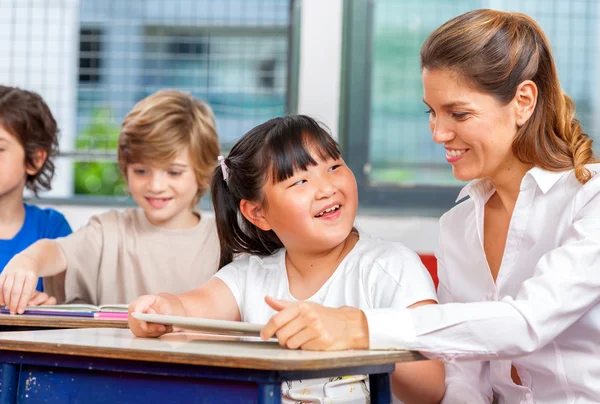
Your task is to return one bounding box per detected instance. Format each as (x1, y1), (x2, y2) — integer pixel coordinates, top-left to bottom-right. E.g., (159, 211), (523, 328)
(214, 236), (437, 404)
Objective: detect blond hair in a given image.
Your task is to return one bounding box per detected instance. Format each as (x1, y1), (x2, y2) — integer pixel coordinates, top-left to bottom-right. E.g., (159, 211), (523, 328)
(421, 9), (596, 184)
(118, 89), (220, 204)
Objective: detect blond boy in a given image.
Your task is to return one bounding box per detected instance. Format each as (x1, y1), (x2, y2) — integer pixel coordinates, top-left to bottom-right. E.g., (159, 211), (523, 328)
(0, 90), (221, 312)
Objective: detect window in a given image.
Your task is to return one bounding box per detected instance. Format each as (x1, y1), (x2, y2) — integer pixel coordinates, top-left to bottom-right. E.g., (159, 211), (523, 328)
(342, 0), (600, 212)
(0, 0), (292, 202)
(69, 0), (292, 198)
(79, 28), (102, 84)
(141, 27), (288, 151)
(0, 0), (292, 201)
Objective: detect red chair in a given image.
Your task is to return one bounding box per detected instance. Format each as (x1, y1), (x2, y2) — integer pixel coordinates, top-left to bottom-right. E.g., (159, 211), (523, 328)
(418, 254), (438, 289)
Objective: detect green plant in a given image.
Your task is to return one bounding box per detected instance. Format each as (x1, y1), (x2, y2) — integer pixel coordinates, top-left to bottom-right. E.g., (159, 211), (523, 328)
(74, 107), (127, 196)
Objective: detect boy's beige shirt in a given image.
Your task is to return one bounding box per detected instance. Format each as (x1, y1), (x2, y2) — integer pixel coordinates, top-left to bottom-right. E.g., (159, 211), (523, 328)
(44, 208), (220, 305)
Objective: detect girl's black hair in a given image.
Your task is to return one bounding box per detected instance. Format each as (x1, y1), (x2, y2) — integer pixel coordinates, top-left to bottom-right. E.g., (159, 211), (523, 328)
(211, 115), (341, 268)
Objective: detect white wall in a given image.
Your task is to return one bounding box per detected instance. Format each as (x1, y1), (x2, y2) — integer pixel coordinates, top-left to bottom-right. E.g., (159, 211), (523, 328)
(296, 0), (343, 138)
(41, 204), (440, 254)
(595, 1), (600, 138)
(0, 0), (79, 198)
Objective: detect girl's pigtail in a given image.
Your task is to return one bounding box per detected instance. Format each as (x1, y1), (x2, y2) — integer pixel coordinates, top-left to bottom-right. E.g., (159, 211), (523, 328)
(211, 162), (239, 268)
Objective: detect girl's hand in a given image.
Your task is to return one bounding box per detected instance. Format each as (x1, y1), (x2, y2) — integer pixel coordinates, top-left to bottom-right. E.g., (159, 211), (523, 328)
(128, 295), (174, 338)
(260, 296), (370, 351)
(27, 290), (57, 306)
(0, 254), (41, 314)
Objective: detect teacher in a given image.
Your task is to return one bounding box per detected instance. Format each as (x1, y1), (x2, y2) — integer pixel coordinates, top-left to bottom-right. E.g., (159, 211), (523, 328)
(261, 9), (600, 404)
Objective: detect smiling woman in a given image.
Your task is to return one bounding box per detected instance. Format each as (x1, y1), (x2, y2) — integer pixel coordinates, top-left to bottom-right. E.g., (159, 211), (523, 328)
(421, 67), (535, 183)
(258, 9), (600, 404)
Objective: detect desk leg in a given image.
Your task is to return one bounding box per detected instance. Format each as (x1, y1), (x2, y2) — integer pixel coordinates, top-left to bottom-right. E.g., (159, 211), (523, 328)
(258, 382), (281, 404)
(369, 372), (392, 404)
(0, 363), (18, 404)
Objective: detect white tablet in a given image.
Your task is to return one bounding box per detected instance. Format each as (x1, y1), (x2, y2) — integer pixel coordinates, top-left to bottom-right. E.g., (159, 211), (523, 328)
(131, 312), (264, 337)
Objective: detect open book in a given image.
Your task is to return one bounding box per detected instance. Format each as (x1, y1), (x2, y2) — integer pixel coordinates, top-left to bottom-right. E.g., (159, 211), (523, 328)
(0, 303), (129, 319)
(20, 304), (129, 313)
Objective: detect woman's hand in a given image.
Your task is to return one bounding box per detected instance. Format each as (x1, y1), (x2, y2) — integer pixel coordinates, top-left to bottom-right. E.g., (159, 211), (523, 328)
(260, 296), (370, 351)
(128, 294), (174, 338)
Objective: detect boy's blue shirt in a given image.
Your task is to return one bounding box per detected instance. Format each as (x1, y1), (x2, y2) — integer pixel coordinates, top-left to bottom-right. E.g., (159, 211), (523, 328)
(0, 203), (72, 291)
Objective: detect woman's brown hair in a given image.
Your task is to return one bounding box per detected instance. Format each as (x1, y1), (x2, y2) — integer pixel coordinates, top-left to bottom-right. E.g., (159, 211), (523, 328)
(421, 9), (595, 184)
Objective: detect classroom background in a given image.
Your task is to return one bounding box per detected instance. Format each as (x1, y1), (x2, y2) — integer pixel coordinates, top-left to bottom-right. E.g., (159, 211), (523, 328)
(1, 0), (598, 258)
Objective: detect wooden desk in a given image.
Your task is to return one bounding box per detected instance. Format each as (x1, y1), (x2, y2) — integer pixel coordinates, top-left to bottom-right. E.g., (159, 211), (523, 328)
(0, 313), (128, 331)
(0, 328), (424, 404)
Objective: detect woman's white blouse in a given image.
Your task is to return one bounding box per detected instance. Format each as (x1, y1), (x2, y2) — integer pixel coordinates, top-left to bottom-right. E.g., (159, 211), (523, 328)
(364, 165), (600, 404)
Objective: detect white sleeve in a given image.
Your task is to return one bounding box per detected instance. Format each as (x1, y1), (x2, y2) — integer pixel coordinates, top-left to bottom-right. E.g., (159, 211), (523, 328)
(368, 245), (438, 310)
(436, 261), (492, 404)
(213, 261), (246, 316)
(364, 193), (600, 362)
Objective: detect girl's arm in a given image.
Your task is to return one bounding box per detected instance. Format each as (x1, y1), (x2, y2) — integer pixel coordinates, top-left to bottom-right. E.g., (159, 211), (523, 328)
(128, 278), (241, 338)
(176, 278), (241, 321)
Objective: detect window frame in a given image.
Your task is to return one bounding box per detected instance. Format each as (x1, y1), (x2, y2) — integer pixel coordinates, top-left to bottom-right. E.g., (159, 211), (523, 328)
(39, 2), (297, 206)
(339, 0), (462, 214)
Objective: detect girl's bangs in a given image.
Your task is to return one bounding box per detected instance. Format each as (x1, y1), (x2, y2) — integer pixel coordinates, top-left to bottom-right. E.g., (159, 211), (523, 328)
(266, 119), (341, 183)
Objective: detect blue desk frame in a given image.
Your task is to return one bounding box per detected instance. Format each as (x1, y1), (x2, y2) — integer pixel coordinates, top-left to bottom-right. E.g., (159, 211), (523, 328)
(0, 350), (394, 403)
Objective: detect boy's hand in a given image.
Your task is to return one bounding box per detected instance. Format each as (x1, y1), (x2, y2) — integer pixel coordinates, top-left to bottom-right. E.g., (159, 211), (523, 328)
(260, 296), (370, 351)
(28, 291), (57, 306)
(0, 254), (40, 314)
(128, 295), (174, 338)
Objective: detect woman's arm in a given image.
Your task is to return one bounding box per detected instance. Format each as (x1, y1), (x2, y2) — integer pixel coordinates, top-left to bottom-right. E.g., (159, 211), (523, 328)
(365, 194), (600, 360)
(391, 299), (445, 404)
(434, 277), (492, 404)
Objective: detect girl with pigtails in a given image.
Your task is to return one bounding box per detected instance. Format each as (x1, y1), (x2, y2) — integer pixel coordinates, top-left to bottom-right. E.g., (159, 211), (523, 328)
(128, 115), (445, 404)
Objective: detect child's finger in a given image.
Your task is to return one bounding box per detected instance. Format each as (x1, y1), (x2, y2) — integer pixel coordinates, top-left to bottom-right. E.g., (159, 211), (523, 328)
(286, 327), (321, 350)
(264, 296), (291, 312)
(261, 304), (301, 341)
(8, 274), (27, 314)
(271, 316), (308, 348)
(149, 324), (166, 334)
(149, 323), (173, 335)
(17, 276), (38, 313)
(137, 322), (168, 337)
(154, 298), (173, 315)
(2, 275), (15, 310)
(129, 295), (157, 314)
(28, 291), (50, 306)
(139, 320), (149, 332)
(0, 274), (6, 306)
(140, 296), (158, 312)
